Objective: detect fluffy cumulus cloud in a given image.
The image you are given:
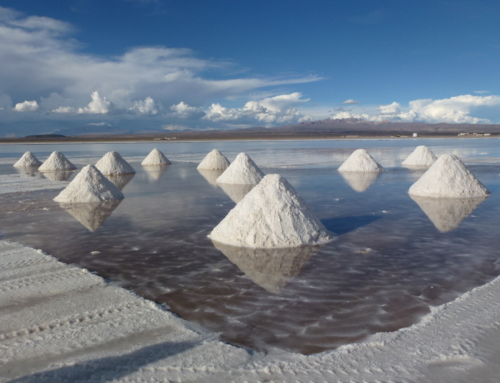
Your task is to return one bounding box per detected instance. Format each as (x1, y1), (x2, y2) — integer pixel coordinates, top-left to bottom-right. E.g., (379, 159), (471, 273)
(331, 95), (500, 124)
(170, 102), (204, 118)
(130, 97), (158, 115)
(13, 100), (39, 112)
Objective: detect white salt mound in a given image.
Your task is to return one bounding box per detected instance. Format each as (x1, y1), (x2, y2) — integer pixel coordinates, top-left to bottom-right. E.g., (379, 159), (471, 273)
(402, 145), (437, 167)
(409, 154), (490, 198)
(54, 164), (124, 203)
(95, 151), (136, 175)
(338, 149), (384, 172)
(39, 151), (77, 171)
(216, 152), (264, 185)
(209, 174), (333, 248)
(13, 151), (42, 167)
(141, 148), (171, 166)
(197, 149), (230, 170)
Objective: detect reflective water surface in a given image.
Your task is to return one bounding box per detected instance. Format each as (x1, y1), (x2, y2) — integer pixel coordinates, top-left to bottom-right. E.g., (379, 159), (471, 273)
(1, 139), (500, 354)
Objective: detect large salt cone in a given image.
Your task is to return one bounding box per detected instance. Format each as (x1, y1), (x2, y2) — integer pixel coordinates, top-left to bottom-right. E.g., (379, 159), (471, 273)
(216, 152), (264, 185)
(13, 151), (42, 167)
(198, 169), (224, 187)
(42, 170), (73, 182)
(141, 148), (171, 166)
(54, 164), (124, 203)
(402, 146), (437, 168)
(338, 149), (384, 172)
(411, 195), (486, 232)
(409, 154), (490, 198)
(339, 171), (380, 192)
(95, 151), (135, 175)
(209, 174), (333, 248)
(39, 151), (77, 172)
(106, 174), (135, 191)
(59, 200), (122, 232)
(219, 183), (255, 203)
(212, 240), (320, 293)
(197, 149), (230, 170)
(144, 165), (168, 182)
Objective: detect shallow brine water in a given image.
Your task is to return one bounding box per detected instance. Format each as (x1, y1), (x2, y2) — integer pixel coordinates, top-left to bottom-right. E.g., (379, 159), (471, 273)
(1, 139), (500, 354)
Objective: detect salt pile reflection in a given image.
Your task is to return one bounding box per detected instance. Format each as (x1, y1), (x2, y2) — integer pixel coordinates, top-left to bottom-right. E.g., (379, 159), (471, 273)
(106, 174), (135, 191)
(42, 170), (74, 181)
(411, 195), (486, 232)
(212, 240), (320, 293)
(143, 165), (168, 182)
(339, 171), (380, 192)
(197, 169), (224, 187)
(218, 183), (255, 203)
(59, 200), (122, 232)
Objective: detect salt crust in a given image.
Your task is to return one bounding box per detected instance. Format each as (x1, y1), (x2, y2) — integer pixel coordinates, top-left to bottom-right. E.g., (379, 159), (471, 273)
(0, 174), (66, 194)
(95, 151), (136, 175)
(53, 164), (124, 203)
(216, 152), (264, 185)
(39, 151), (77, 172)
(402, 145), (437, 167)
(411, 195), (486, 232)
(409, 154), (490, 198)
(141, 148), (171, 166)
(13, 151), (42, 168)
(338, 149), (384, 172)
(197, 149), (230, 170)
(209, 174), (333, 248)
(339, 171), (380, 192)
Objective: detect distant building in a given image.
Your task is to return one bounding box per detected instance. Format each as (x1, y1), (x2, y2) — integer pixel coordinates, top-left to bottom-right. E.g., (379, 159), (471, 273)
(413, 133), (418, 137)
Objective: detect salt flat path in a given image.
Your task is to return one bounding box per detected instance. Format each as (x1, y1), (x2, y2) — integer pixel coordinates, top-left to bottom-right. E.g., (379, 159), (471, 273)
(0, 175), (67, 195)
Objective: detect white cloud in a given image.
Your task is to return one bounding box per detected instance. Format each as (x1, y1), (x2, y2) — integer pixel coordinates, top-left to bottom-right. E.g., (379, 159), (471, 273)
(86, 122), (112, 127)
(474, 90), (490, 94)
(52, 106), (76, 113)
(170, 101), (203, 118)
(130, 96), (158, 115)
(77, 91), (114, 114)
(13, 100), (39, 112)
(331, 95), (500, 124)
(343, 99), (360, 104)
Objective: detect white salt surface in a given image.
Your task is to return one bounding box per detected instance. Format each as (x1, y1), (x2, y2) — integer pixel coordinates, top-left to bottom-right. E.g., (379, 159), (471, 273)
(54, 165), (124, 203)
(216, 152), (264, 185)
(13, 152), (42, 168)
(141, 148), (171, 166)
(39, 152), (76, 172)
(210, 174), (333, 248)
(197, 149), (230, 170)
(95, 151), (136, 175)
(0, 174), (67, 195)
(409, 154), (490, 198)
(338, 149), (384, 172)
(402, 145), (437, 167)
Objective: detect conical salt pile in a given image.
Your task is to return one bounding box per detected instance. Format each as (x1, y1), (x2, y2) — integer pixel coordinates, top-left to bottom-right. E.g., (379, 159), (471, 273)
(338, 149), (384, 172)
(141, 148), (171, 166)
(216, 152), (264, 185)
(409, 154), (490, 198)
(197, 149), (230, 170)
(95, 151), (135, 175)
(212, 240), (319, 293)
(411, 195), (486, 232)
(209, 174), (333, 248)
(54, 165), (124, 203)
(13, 151), (42, 167)
(402, 146), (437, 167)
(340, 171), (380, 192)
(39, 151), (76, 171)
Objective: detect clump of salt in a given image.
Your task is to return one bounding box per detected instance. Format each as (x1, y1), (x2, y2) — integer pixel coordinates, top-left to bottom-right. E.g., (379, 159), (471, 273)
(402, 146), (437, 167)
(197, 149), (230, 170)
(54, 164), (124, 203)
(216, 152), (264, 185)
(338, 149), (384, 172)
(13, 151), (42, 167)
(95, 151), (135, 175)
(141, 148), (171, 166)
(409, 154), (490, 198)
(39, 152), (77, 171)
(209, 174), (333, 248)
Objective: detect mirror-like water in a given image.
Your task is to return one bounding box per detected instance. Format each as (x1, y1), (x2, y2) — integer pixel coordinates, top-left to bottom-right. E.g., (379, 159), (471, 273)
(1, 140), (500, 354)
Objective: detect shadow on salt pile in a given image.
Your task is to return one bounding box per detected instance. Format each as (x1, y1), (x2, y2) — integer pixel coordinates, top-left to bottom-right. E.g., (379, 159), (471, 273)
(212, 240), (320, 293)
(339, 171), (380, 192)
(218, 183), (255, 203)
(197, 169), (224, 188)
(321, 215), (384, 236)
(143, 165), (169, 182)
(59, 200), (122, 232)
(42, 170), (74, 182)
(106, 174), (135, 191)
(410, 195), (487, 233)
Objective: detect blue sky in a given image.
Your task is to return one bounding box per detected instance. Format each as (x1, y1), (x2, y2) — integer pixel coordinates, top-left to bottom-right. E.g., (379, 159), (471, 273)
(1, 0), (500, 136)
